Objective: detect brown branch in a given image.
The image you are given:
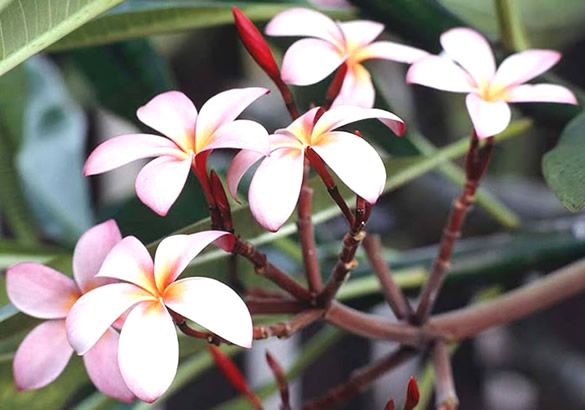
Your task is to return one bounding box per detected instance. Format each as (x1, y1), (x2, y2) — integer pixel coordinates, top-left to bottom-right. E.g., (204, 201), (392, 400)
(266, 351), (292, 410)
(301, 347), (416, 410)
(362, 234), (413, 320)
(432, 341), (458, 410)
(254, 309), (324, 339)
(246, 297), (308, 315)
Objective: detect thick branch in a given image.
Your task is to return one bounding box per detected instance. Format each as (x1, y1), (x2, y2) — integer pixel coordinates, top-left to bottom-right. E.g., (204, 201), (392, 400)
(254, 309), (324, 339)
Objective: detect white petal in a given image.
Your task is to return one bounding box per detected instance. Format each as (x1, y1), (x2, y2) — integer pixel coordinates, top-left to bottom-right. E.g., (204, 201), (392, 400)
(505, 83), (578, 104)
(280, 38), (344, 86)
(406, 55), (476, 93)
(493, 49), (561, 88)
(465, 93), (512, 139)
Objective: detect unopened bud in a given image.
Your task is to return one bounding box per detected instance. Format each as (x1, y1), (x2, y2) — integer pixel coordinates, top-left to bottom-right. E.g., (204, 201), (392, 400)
(404, 376), (420, 410)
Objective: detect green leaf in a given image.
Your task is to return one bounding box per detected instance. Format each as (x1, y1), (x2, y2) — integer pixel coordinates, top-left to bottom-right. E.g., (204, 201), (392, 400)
(543, 112), (585, 212)
(0, 0), (124, 76)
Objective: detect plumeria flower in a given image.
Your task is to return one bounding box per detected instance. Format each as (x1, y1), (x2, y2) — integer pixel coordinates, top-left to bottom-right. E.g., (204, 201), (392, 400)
(227, 105), (405, 232)
(265, 8), (428, 107)
(6, 220), (134, 402)
(66, 231), (252, 403)
(84, 88), (270, 216)
(406, 27), (578, 138)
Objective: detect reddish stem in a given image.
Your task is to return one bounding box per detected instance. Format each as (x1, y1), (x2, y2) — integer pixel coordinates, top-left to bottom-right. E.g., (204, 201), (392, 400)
(432, 341), (458, 410)
(324, 63), (348, 110)
(266, 351), (292, 410)
(254, 309), (324, 339)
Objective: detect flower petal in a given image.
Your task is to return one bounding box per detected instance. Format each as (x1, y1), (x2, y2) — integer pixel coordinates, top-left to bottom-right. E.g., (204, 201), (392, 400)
(313, 105), (405, 138)
(265, 7), (343, 46)
(493, 50), (561, 89)
(199, 119), (269, 155)
(312, 131), (385, 203)
(333, 63), (375, 108)
(440, 27), (495, 86)
(73, 220), (122, 293)
(84, 328), (135, 403)
(67, 283), (154, 355)
(135, 155), (193, 217)
(96, 236), (157, 294)
(406, 55), (476, 93)
(280, 38), (344, 86)
(506, 83), (577, 104)
(164, 278), (252, 348)
(226, 150), (265, 201)
(285, 107), (321, 142)
(195, 88), (269, 151)
(154, 231), (233, 292)
(6, 263), (79, 319)
(136, 91), (197, 152)
(118, 301), (178, 403)
(339, 21), (384, 50)
(13, 320), (72, 390)
(249, 147), (304, 232)
(354, 41), (429, 63)
(465, 93), (512, 139)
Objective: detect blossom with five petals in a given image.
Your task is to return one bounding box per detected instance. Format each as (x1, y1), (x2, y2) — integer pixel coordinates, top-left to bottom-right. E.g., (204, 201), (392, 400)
(227, 105), (405, 232)
(6, 220), (134, 402)
(406, 27), (578, 138)
(265, 8), (428, 107)
(84, 88), (270, 216)
(66, 231), (252, 403)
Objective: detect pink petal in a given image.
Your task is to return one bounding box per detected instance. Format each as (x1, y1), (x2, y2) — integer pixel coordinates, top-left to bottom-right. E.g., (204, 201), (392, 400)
(83, 134), (182, 176)
(135, 155), (192, 217)
(164, 277), (253, 348)
(406, 55), (476, 93)
(286, 107), (321, 141)
(199, 119), (269, 155)
(84, 328), (135, 403)
(338, 21), (384, 50)
(313, 105), (405, 138)
(13, 320), (72, 390)
(118, 301), (178, 403)
(440, 27), (496, 86)
(73, 220), (122, 293)
(493, 50), (561, 89)
(333, 63), (375, 108)
(354, 41), (429, 63)
(195, 88), (269, 151)
(6, 263), (80, 319)
(249, 147), (304, 232)
(265, 7), (343, 46)
(506, 83), (578, 104)
(136, 91), (197, 152)
(226, 150), (265, 201)
(312, 131), (385, 203)
(465, 93), (512, 139)
(280, 38), (345, 86)
(154, 231), (232, 292)
(67, 283), (154, 355)
(97, 236), (157, 294)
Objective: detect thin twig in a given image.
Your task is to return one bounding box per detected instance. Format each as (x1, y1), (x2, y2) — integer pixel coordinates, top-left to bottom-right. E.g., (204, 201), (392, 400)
(254, 309), (324, 340)
(246, 297), (307, 315)
(266, 351), (292, 410)
(432, 341), (458, 410)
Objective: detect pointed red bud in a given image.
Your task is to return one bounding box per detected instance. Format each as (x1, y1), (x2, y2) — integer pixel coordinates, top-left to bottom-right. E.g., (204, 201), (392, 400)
(324, 63), (348, 109)
(385, 399), (396, 410)
(404, 376), (420, 410)
(266, 350), (291, 410)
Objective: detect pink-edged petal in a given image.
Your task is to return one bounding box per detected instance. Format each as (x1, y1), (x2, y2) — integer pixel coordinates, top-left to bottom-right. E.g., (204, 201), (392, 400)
(313, 105), (405, 138)
(6, 263), (79, 319)
(195, 88), (269, 151)
(13, 320), (72, 390)
(135, 154), (192, 217)
(84, 328), (134, 403)
(226, 150), (265, 202)
(73, 220), (122, 293)
(333, 63), (375, 108)
(338, 21), (384, 51)
(440, 27), (495, 86)
(154, 231), (233, 292)
(465, 93), (512, 139)
(67, 283), (154, 355)
(265, 7), (343, 46)
(313, 131), (385, 203)
(136, 91), (197, 152)
(280, 38), (345, 86)
(198, 119), (269, 155)
(493, 50), (561, 89)
(118, 301), (178, 403)
(354, 41), (429, 63)
(83, 134), (182, 176)
(249, 147), (304, 232)
(164, 277), (252, 348)
(97, 236), (157, 294)
(406, 55), (476, 93)
(506, 83), (578, 104)
(286, 107), (321, 142)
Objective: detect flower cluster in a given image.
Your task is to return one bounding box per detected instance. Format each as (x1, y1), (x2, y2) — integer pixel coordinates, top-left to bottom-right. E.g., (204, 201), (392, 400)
(5, 6), (578, 405)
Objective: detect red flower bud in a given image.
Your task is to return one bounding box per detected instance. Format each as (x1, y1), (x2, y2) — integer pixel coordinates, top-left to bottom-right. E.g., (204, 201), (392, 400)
(385, 399), (396, 410)
(404, 376), (420, 410)
(325, 63), (348, 109)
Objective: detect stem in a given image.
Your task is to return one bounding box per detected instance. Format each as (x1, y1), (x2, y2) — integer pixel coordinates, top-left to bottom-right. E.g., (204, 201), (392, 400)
(265, 351), (292, 410)
(494, 0), (530, 51)
(254, 309), (324, 339)
(432, 341), (458, 410)
(246, 297), (307, 315)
